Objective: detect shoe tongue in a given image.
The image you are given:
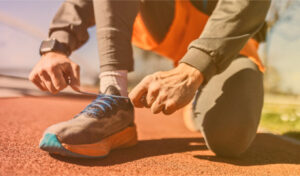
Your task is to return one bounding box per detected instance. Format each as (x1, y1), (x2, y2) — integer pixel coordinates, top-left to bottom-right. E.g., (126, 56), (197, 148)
(103, 85), (121, 96)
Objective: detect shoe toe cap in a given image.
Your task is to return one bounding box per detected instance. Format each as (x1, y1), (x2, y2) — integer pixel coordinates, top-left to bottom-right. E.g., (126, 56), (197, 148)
(39, 133), (64, 152)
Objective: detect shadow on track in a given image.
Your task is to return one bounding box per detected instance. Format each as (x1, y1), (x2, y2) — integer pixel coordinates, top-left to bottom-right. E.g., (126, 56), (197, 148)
(283, 131), (300, 141)
(51, 133), (300, 166)
(50, 137), (207, 166)
(195, 133), (300, 166)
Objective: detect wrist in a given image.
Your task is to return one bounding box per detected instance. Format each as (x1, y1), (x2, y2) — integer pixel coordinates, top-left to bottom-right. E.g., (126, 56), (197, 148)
(177, 63), (204, 87)
(41, 52), (69, 60)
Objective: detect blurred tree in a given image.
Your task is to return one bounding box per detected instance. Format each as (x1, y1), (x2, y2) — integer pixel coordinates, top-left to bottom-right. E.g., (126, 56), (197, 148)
(263, 0), (293, 94)
(263, 65), (281, 94)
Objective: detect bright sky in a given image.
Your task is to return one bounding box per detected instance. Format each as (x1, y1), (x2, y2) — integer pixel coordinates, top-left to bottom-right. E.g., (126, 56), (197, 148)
(0, 0), (299, 93)
(0, 0), (99, 84)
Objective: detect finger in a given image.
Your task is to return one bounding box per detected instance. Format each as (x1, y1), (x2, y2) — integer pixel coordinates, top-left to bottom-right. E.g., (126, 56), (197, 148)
(163, 100), (177, 115)
(61, 63), (80, 91)
(39, 71), (58, 94)
(129, 76), (152, 108)
(39, 81), (48, 91)
(29, 73), (47, 91)
(150, 95), (166, 114)
(69, 63), (80, 91)
(130, 87), (147, 108)
(146, 84), (159, 108)
(48, 68), (67, 91)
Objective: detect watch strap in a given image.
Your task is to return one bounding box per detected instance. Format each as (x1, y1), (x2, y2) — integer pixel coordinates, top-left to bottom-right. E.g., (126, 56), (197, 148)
(39, 39), (71, 56)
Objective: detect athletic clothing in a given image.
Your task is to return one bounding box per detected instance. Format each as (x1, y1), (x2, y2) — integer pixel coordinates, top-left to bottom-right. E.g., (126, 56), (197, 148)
(49, 0), (270, 81)
(47, 0), (270, 156)
(132, 0), (266, 82)
(192, 56), (263, 156)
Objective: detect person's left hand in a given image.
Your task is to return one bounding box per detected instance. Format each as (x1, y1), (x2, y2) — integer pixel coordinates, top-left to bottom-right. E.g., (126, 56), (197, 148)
(129, 63), (204, 115)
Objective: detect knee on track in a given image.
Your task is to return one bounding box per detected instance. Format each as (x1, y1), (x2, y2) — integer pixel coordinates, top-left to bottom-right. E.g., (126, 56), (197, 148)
(203, 123), (257, 158)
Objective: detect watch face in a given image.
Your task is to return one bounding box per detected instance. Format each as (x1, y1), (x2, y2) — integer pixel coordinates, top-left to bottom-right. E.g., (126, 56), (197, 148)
(40, 39), (56, 53)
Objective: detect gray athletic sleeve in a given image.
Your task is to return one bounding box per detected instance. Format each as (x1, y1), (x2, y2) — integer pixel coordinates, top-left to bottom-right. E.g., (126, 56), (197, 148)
(180, 0), (271, 81)
(49, 0), (95, 54)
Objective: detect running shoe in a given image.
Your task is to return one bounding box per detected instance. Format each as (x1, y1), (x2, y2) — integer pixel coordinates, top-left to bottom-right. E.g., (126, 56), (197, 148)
(39, 86), (137, 158)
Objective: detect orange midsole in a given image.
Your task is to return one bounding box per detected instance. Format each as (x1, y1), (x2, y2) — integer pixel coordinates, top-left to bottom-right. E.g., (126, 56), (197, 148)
(61, 126), (138, 157)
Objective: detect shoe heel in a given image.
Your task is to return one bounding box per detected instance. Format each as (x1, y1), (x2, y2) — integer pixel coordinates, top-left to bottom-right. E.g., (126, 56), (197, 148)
(111, 125), (138, 150)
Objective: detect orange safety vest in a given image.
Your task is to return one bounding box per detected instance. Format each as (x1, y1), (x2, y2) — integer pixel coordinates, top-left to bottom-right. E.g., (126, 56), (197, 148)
(132, 0), (265, 72)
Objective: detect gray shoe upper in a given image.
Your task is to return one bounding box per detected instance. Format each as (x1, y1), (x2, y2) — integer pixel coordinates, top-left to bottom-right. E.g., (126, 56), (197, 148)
(44, 93), (134, 145)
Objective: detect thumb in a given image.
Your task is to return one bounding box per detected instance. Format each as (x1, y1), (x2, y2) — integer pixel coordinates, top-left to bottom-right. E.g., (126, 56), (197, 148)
(64, 74), (80, 92)
(68, 63), (80, 91)
(62, 63), (81, 92)
(70, 84), (81, 92)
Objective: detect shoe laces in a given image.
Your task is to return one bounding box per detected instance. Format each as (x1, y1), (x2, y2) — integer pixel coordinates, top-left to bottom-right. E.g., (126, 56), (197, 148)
(77, 94), (130, 118)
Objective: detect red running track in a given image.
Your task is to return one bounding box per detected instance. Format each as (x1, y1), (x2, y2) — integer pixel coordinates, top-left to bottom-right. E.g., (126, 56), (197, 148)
(0, 95), (299, 176)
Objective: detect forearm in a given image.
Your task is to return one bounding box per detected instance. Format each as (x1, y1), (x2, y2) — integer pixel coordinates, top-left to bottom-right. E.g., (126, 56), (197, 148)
(49, 0), (95, 54)
(180, 0), (271, 81)
(93, 0), (139, 73)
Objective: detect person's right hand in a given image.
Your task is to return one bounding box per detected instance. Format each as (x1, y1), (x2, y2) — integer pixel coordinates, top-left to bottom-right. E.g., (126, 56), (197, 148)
(29, 52), (80, 94)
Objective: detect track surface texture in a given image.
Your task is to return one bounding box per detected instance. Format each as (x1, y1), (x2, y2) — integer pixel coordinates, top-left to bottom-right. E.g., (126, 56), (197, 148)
(0, 96), (300, 176)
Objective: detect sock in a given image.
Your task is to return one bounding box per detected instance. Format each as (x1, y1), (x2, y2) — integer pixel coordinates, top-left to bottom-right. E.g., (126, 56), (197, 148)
(99, 70), (128, 96)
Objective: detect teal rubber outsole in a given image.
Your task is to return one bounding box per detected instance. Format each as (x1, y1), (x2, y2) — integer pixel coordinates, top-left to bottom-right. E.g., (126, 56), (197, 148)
(39, 133), (107, 159)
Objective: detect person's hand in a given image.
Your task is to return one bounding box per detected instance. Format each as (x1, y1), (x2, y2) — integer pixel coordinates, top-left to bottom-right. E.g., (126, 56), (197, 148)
(129, 63), (203, 115)
(29, 52), (80, 94)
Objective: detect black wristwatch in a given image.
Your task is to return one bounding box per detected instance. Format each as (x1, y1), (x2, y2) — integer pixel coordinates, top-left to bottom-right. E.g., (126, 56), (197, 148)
(39, 38), (71, 56)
